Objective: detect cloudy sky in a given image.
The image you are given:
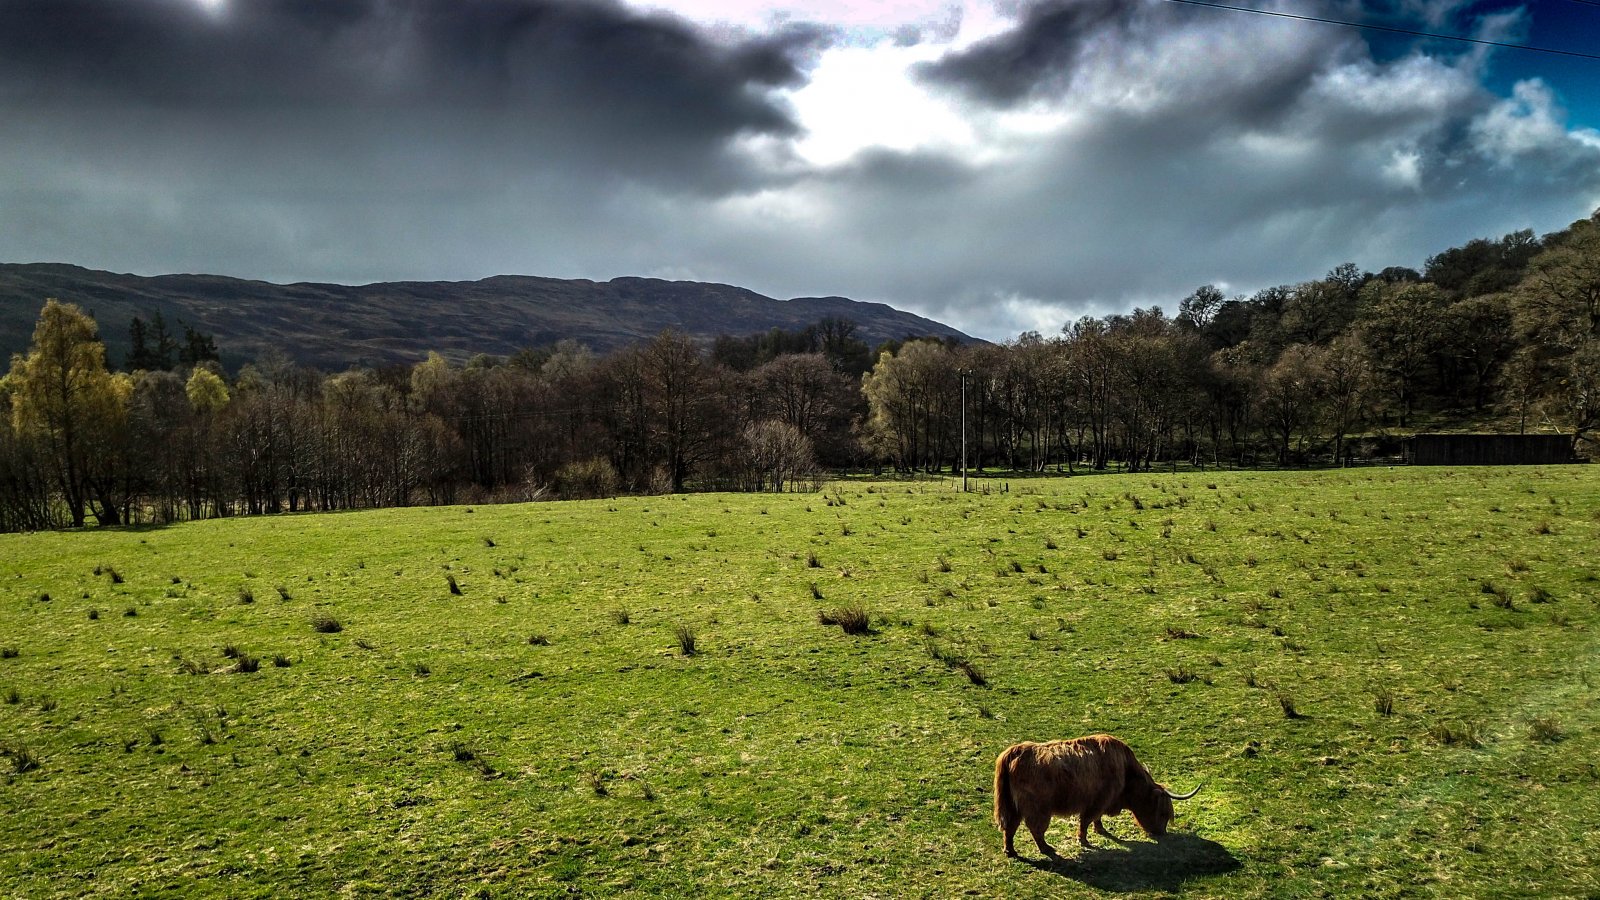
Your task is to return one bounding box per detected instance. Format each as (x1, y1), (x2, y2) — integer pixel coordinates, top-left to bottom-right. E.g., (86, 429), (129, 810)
(3, 0), (1599, 340)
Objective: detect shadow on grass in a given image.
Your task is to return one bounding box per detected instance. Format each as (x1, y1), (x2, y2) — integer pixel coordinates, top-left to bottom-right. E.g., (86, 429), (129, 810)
(81, 505), (394, 535)
(1023, 832), (1239, 893)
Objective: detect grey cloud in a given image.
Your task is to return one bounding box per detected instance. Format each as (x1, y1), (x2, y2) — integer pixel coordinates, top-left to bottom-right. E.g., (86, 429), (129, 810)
(0, 0), (837, 283)
(679, 7), (1600, 340)
(2, 0), (1597, 346)
(914, 0), (1141, 105)
(890, 3), (964, 47)
(0, 0), (837, 289)
(0, 0), (822, 141)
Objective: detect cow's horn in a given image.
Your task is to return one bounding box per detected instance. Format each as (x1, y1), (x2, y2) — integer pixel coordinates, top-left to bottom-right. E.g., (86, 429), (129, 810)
(1165, 784), (1202, 801)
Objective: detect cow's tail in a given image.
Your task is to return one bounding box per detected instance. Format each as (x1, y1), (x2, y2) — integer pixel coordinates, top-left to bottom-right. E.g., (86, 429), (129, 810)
(993, 746), (1019, 830)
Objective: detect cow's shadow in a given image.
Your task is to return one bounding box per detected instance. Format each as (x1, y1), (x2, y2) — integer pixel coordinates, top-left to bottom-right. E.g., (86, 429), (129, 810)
(1023, 832), (1239, 893)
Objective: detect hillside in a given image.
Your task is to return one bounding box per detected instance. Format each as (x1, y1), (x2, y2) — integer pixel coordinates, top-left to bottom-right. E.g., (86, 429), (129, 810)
(0, 264), (974, 370)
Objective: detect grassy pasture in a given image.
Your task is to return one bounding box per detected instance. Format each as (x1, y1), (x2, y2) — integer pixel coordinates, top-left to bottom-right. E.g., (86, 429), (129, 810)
(2, 467), (1598, 898)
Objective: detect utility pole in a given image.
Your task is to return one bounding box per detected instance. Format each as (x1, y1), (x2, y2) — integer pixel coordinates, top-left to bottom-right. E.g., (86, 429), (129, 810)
(960, 369), (969, 493)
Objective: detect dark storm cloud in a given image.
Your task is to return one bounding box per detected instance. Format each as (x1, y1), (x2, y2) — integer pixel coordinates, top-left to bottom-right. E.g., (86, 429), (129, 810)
(0, 0), (838, 286)
(2, 0), (1597, 342)
(0, 0), (823, 143)
(914, 0), (1139, 105)
(0, 0), (835, 284)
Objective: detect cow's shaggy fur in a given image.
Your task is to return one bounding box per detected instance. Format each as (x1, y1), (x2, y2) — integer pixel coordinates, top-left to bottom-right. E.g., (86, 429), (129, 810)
(993, 734), (1189, 858)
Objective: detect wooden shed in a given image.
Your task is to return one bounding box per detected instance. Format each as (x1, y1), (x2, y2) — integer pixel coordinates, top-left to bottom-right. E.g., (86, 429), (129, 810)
(1404, 433), (1577, 466)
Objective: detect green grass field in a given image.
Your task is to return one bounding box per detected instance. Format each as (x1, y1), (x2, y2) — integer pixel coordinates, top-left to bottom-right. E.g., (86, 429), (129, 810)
(2, 467), (1598, 898)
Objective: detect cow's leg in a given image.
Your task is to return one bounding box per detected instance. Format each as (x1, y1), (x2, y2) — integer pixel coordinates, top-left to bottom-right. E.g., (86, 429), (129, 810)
(1025, 812), (1057, 858)
(1077, 814), (1095, 848)
(1093, 817), (1115, 840)
(1001, 815), (1020, 858)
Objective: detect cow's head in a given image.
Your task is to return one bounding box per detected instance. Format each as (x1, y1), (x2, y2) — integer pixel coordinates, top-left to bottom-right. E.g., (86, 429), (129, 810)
(1126, 778), (1200, 838)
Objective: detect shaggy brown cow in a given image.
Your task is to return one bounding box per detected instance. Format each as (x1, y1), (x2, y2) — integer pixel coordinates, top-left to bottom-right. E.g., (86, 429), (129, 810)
(993, 734), (1199, 858)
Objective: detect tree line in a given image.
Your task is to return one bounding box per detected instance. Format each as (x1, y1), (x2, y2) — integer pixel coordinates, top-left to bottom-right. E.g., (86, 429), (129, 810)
(2, 212), (1597, 530)
(894, 211), (1597, 474)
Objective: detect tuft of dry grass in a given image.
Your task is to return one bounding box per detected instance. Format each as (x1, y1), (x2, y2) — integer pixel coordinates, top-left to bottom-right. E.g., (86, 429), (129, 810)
(817, 604), (872, 635)
(1527, 715), (1564, 743)
(2, 744), (40, 774)
(1274, 689), (1303, 719)
(1373, 688), (1395, 716)
(1166, 666), (1199, 684)
(1429, 720), (1482, 748)
(448, 742), (497, 778)
(925, 639), (987, 686)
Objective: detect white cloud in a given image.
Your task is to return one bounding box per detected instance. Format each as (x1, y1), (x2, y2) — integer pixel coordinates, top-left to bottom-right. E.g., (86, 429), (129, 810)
(693, 1), (1600, 339)
(1471, 80), (1580, 167)
(784, 42), (977, 166)
(1382, 148), (1424, 190)
(631, 0), (1012, 44)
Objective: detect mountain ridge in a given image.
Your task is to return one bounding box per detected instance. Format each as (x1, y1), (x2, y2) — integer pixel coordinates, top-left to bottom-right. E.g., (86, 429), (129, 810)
(0, 263), (975, 371)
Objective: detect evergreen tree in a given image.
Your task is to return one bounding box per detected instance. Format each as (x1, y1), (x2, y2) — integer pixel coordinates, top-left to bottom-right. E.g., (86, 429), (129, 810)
(179, 323), (220, 368)
(150, 311), (177, 370)
(126, 312), (179, 371)
(126, 316), (153, 371)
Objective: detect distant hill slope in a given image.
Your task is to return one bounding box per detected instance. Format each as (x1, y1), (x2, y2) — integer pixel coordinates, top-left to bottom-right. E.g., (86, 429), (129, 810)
(0, 263), (975, 371)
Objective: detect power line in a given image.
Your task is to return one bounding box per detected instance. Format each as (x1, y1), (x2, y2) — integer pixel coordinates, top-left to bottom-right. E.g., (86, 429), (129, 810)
(1163, 0), (1600, 61)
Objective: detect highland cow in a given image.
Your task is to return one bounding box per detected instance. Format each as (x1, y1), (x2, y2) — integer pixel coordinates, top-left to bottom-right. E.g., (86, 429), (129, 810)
(993, 734), (1200, 858)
